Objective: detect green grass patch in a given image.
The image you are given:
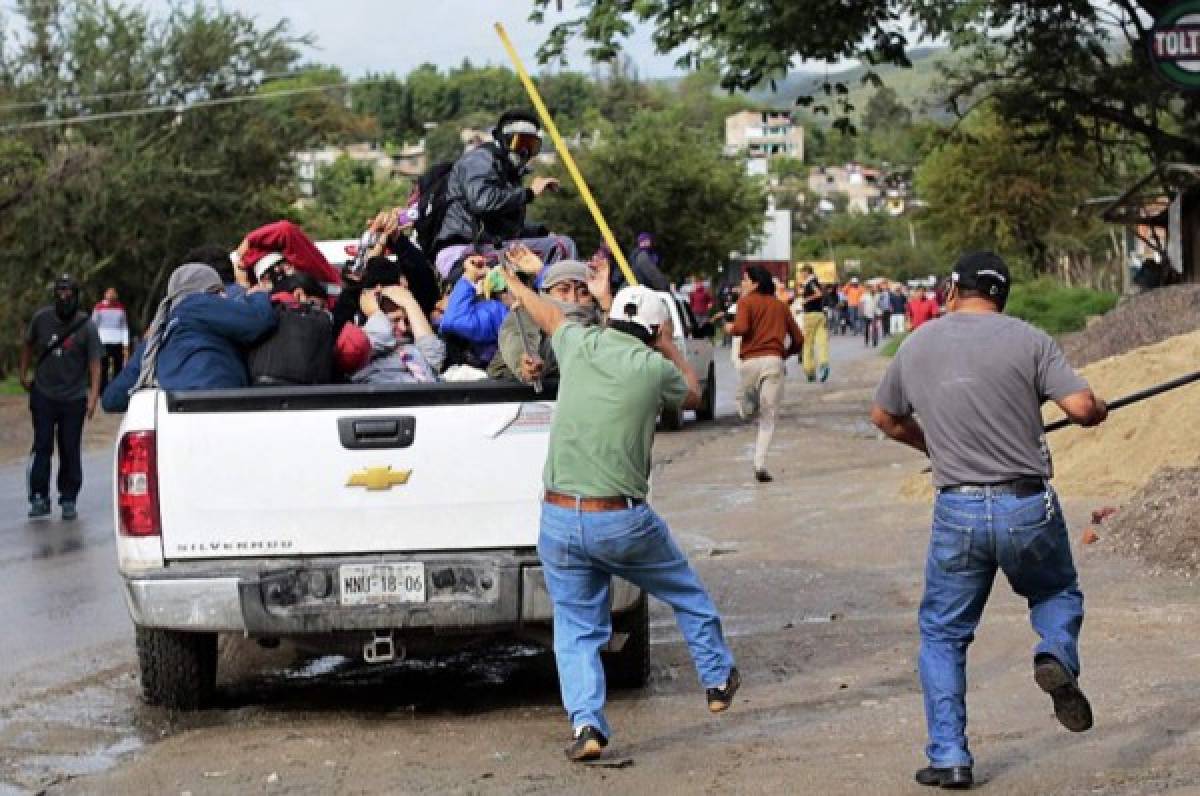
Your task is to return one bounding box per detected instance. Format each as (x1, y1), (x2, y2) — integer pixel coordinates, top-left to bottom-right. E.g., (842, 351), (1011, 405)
(0, 375), (24, 396)
(1005, 280), (1118, 335)
(881, 332), (908, 357)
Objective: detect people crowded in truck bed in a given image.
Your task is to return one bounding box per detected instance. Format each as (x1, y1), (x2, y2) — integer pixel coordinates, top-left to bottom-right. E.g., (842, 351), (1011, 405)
(100, 108), (660, 406)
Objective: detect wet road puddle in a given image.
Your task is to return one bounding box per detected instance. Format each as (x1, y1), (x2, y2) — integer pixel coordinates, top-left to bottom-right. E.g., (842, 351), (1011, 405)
(1, 642), (561, 792)
(0, 671), (145, 792)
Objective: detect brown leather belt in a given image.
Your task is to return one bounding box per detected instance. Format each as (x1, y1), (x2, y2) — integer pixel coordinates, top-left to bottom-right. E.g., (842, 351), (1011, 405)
(543, 490), (644, 512)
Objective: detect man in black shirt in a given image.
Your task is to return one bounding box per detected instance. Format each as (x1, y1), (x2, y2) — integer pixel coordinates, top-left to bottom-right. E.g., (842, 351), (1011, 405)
(797, 265), (829, 382)
(18, 275), (102, 520)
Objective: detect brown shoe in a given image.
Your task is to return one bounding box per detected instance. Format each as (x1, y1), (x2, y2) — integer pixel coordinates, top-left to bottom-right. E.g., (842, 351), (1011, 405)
(564, 725), (608, 762)
(707, 667), (741, 713)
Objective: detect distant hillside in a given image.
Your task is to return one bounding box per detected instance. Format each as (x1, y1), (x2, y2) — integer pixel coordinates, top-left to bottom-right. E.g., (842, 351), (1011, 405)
(748, 47), (960, 123)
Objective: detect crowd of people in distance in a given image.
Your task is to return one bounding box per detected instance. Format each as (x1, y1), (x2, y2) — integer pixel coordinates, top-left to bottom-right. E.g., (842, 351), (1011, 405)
(827, 276), (944, 347)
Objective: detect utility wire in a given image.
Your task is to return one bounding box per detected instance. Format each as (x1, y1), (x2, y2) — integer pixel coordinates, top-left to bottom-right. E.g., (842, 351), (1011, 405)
(0, 69), (315, 112)
(0, 79), (383, 132)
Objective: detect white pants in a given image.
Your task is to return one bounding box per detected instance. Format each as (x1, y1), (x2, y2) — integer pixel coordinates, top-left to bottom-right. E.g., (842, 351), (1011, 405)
(890, 314), (907, 335)
(736, 355), (784, 471)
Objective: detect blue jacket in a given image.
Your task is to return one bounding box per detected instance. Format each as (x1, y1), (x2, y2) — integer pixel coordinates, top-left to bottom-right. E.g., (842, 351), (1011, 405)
(101, 292), (276, 412)
(439, 276), (508, 363)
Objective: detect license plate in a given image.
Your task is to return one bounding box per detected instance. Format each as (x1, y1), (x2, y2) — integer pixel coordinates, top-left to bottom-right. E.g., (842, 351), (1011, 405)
(339, 563), (425, 606)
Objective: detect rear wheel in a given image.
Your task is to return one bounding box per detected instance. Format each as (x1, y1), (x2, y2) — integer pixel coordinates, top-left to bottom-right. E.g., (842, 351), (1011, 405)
(661, 407), (683, 431)
(136, 626), (218, 710)
(603, 595), (650, 689)
(696, 365), (716, 422)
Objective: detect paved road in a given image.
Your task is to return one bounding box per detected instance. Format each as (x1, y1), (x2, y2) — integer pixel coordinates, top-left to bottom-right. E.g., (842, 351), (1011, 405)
(0, 450), (130, 680)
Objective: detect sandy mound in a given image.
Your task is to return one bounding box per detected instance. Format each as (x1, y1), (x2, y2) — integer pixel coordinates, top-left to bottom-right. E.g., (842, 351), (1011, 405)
(1059, 284), (1200, 367)
(901, 328), (1200, 502)
(1044, 329), (1200, 498)
(1103, 467), (1200, 576)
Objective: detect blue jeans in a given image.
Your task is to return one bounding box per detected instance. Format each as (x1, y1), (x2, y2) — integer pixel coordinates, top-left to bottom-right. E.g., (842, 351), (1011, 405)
(919, 487), (1084, 767)
(538, 501), (735, 740)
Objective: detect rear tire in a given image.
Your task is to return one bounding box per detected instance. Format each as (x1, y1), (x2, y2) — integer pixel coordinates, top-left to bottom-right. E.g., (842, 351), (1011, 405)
(696, 365), (716, 422)
(136, 626), (218, 710)
(603, 595), (650, 689)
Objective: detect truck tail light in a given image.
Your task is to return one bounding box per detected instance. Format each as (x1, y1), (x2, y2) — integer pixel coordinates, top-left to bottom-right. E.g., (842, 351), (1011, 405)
(118, 431), (160, 537)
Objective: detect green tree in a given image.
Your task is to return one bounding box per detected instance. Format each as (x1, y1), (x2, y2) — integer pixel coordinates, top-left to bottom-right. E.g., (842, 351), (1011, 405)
(530, 1), (1200, 170)
(534, 72), (598, 135)
(0, 0), (367, 361)
(352, 74), (414, 143)
(534, 109), (765, 279)
(914, 109), (1115, 272)
(862, 86), (912, 133)
(292, 157), (411, 240)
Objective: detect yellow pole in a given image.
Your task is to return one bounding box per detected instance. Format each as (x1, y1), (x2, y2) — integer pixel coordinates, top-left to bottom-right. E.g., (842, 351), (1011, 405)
(493, 22), (639, 287)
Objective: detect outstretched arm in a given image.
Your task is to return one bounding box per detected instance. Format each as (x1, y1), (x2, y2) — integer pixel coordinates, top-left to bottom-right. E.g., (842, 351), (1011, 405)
(502, 261), (565, 337)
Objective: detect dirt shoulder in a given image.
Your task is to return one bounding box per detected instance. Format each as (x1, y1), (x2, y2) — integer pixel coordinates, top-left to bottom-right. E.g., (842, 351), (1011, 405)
(42, 352), (1200, 795)
(0, 394), (121, 467)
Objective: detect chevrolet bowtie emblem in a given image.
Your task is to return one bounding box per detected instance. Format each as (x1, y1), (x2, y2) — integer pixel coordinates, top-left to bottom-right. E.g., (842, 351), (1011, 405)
(346, 466), (412, 491)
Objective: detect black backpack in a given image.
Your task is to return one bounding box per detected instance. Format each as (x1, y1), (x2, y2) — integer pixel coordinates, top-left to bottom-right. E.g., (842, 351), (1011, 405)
(247, 303), (334, 386)
(413, 160), (454, 256)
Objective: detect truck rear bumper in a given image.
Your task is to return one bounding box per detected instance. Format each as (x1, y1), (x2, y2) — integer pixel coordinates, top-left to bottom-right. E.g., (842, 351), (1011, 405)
(123, 552), (640, 634)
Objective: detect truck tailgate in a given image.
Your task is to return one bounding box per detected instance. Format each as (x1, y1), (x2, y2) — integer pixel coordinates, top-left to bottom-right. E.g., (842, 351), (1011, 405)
(155, 386), (554, 560)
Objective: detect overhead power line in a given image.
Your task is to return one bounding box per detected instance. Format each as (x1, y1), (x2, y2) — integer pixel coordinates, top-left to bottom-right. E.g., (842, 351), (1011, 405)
(0, 70), (310, 112)
(0, 79), (383, 132)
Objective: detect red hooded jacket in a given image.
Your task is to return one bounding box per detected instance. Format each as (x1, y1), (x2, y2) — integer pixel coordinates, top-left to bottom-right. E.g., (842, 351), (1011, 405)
(242, 220), (341, 285)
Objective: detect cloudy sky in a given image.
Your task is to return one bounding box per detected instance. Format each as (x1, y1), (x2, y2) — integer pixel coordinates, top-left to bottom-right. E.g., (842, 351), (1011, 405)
(140, 1), (686, 78)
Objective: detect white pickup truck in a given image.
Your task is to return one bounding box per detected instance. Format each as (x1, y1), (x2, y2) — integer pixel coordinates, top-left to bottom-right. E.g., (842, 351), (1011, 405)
(660, 292), (717, 430)
(112, 291), (713, 709)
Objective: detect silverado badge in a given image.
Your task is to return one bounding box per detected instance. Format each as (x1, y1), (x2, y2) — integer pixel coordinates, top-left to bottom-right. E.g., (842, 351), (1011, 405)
(346, 466), (412, 491)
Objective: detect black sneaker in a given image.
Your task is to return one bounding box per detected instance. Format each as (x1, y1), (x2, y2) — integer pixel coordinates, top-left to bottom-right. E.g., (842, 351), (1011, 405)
(915, 765), (973, 789)
(28, 497), (51, 520)
(754, 469), (773, 484)
(1034, 654), (1093, 732)
(707, 667), (741, 713)
(61, 500), (78, 521)
(564, 725), (608, 762)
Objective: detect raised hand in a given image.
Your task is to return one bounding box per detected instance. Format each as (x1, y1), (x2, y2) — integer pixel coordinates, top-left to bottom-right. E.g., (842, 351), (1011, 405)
(505, 244), (543, 276)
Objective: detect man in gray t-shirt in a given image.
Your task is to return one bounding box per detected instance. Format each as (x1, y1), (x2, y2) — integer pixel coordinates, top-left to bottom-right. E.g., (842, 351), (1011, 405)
(870, 252), (1107, 788)
(18, 275), (102, 521)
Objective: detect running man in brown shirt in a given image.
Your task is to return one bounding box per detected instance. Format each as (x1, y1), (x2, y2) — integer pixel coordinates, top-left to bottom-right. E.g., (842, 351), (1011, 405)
(726, 265), (803, 482)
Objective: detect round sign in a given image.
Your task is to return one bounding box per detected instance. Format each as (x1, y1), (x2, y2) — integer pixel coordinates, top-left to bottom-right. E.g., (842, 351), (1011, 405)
(1150, 1), (1200, 89)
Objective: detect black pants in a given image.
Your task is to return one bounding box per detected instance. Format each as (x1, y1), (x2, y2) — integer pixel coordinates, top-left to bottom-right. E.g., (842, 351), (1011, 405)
(864, 317), (880, 347)
(880, 311), (892, 337)
(28, 387), (86, 503)
(100, 344), (125, 391)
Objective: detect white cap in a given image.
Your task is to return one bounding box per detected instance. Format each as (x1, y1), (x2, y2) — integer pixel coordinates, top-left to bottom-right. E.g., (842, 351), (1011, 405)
(611, 285), (669, 334)
(501, 119), (540, 136)
(254, 252), (283, 281)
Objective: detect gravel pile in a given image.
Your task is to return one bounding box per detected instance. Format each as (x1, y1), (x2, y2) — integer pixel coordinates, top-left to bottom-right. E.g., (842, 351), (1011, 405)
(1104, 467), (1200, 577)
(1060, 284), (1200, 366)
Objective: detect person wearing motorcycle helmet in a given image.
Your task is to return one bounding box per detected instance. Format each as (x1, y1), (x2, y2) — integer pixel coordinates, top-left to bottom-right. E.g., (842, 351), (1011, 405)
(433, 108), (577, 279)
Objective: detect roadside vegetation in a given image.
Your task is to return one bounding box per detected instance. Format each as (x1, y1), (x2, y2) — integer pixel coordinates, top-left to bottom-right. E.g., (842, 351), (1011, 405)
(1006, 282), (1119, 336)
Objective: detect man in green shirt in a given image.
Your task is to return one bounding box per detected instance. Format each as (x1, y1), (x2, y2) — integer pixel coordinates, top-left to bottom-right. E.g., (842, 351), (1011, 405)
(504, 263), (739, 762)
